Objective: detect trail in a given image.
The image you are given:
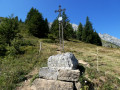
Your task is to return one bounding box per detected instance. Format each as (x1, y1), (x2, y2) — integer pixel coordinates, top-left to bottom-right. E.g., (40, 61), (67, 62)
(78, 59), (90, 67)
(16, 68), (39, 90)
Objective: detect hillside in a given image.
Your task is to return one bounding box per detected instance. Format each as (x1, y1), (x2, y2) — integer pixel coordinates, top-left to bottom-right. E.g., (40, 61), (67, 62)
(0, 23), (120, 90)
(14, 30), (120, 90)
(16, 37), (120, 90)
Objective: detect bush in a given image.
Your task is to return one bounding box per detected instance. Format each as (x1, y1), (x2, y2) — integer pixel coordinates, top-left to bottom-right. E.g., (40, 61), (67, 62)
(0, 15), (19, 45)
(0, 44), (6, 56)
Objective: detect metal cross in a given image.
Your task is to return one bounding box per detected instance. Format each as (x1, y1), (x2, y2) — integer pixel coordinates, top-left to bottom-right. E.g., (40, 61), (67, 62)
(55, 5), (66, 53)
(55, 5), (66, 17)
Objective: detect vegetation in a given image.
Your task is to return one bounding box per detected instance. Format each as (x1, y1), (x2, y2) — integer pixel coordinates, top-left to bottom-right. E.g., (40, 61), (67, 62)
(77, 16), (102, 46)
(49, 11), (74, 41)
(25, 7), (49, 38)
(0, 7), (119, 90)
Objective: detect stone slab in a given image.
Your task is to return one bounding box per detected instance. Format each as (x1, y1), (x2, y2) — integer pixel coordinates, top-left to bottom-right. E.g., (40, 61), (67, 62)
(31, 78), (73, 90)
(39, 67), (58, 80)
(58, 69), (80, 82)
(39, 67), (80, 81)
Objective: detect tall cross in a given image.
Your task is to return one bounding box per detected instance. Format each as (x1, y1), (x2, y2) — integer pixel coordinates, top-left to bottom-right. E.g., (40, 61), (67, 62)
(55, 5), (66, 53)
(55, 5), (66, 17)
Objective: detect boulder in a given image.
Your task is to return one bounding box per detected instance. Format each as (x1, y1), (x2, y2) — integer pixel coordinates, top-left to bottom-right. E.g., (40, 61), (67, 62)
(48, 52), (79, 70)
(31, 78), (73, 90)
(58, 69), (80, 82)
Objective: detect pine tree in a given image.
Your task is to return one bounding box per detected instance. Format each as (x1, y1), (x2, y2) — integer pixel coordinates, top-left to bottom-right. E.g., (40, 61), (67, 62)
(77, 23), (83, 40)
(19, 19), (23, 23)
(81, 16), (102, 46)
(25, 7), (47, 38)
(84, 16), (93, 43)
(44, 18), (49, 37)
(82, 28), (87, 42)
(49, 19), (59, 40)
(49, 11), (74, 40)
(93, 31), (102, 46)
(62, 11), (74, 40)
(65, 23), (74, 39)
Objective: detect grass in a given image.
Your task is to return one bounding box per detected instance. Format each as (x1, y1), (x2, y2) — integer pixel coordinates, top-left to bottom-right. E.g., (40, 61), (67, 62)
(63, 40), (120, 89)
(0, 28), (120, 89)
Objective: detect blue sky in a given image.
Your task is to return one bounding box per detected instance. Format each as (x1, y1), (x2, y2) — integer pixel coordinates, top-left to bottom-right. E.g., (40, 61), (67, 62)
(0, 0), (120, 39)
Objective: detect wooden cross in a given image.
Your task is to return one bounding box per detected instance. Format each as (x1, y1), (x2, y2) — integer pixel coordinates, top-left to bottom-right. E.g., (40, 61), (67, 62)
(55, 5), (66, 53)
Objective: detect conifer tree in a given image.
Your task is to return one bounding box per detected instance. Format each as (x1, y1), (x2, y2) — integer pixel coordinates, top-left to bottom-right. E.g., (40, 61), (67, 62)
(62, 11), (74, 40)
(25, 7), (48, 38)
(49, 19), (59, 40)
(65, 23), (74, 39)
(44, 18), (49, 37)
(84, 16), (93, 43)
(93, 31), (102, 46)
(81, 16), (102, 46)
(82, 28), (87, 42)
(49, 11), (74, 40)
(77, 23), (83, 40)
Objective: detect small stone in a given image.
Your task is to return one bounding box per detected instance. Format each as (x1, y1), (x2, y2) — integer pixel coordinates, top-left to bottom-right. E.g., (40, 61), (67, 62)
(75, 82), (81, 90)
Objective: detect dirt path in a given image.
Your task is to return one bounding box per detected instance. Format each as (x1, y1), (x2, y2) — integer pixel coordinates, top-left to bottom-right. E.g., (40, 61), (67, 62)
(78, 60), (90, 67)
(16, 68), (39, 90)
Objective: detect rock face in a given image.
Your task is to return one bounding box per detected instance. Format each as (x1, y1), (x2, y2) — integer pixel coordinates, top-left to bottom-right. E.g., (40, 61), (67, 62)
(32, 52), (81, 90)
(48, 52), (79, 70)
(99, 33), (120, 47)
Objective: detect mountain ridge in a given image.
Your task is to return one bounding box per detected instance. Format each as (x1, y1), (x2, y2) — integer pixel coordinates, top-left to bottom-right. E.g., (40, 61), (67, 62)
(99, 33), (120, 47)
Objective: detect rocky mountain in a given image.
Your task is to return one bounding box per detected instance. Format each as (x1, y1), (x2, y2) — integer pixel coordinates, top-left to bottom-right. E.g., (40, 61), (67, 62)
(99, 33), (120, 47)
(71, 23), (78, 31)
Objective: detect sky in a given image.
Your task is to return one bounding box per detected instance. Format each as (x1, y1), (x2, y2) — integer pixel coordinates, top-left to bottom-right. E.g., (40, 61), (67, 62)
(0, 0), (120, 39)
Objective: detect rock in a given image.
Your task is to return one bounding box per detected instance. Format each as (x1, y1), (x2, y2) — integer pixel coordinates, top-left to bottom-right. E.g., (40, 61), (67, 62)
(39, 67), (58, 80)
(75, 82), (81, 90)
(48, 52), (79, 70)
(39, 67), (80, 81)
(36, 52), (82, 90)
(31, 78), (73, 90)
(58, 69), (80, 81)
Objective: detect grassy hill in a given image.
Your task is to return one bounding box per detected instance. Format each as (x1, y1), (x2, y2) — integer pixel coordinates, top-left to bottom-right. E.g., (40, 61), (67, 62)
(0, 23), (120, 90)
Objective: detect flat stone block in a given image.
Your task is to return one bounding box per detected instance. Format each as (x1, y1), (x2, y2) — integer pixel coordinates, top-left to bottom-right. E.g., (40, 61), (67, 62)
(58, 69), (80, 82)
(31, 78), (73, 90)
(39, 67), (58, 80)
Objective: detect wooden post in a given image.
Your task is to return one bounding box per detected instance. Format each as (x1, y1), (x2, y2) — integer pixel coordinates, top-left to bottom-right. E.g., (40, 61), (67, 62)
(61, 22), (64, 52)
(39, 41), (42, 53)
(59, 22), (62, 53)
(97, 47), (98, 71)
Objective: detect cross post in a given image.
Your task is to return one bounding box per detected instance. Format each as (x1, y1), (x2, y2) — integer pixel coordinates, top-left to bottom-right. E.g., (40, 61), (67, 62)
(55, 5), (66, 53)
